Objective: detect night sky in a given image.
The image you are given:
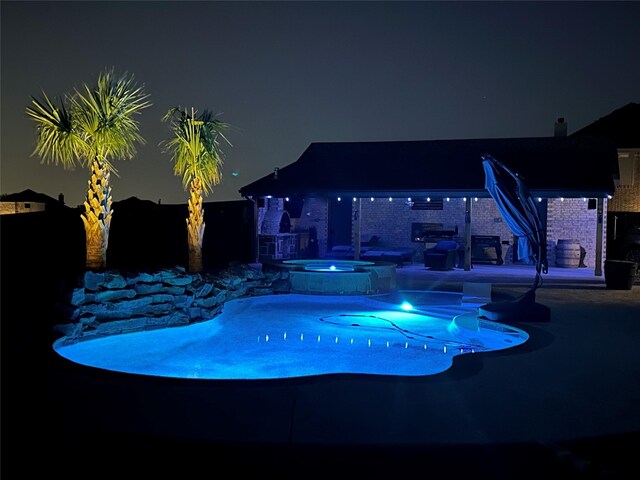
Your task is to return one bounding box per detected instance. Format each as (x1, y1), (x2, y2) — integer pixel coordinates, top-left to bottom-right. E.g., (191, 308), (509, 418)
(2, 1), (639, 208)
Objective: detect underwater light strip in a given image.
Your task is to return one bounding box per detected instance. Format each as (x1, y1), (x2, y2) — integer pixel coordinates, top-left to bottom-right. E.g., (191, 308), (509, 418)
(318, 313), (486, 350)
(258, 333), (442, 352)
(256, 332), (479, 354)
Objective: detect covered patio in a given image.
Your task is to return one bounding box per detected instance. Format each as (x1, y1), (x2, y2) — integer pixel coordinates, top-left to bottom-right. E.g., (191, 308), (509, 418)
(240, 135), (618, 276)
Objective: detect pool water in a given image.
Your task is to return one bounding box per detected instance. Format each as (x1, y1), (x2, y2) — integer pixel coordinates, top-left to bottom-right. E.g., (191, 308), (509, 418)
(303, 263), (356, 272)
(53, 292), (529, 380)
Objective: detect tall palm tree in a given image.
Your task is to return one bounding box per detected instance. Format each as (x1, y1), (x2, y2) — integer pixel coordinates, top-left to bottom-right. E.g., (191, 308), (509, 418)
(161, 107), (232, 273)
(26, 69), (151, 270)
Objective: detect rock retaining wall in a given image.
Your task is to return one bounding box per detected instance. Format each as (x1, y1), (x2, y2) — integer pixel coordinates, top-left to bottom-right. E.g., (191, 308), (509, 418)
(56, 263), (291, 345)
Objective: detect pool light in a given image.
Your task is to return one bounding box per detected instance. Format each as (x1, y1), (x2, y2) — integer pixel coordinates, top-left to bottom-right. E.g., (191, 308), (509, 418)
(400, 301), (413, 311)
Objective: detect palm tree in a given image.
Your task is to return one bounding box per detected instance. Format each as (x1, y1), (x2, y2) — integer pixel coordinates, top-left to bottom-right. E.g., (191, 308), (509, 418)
(26, 69), (151, 270)
(161, 107), (232, 273)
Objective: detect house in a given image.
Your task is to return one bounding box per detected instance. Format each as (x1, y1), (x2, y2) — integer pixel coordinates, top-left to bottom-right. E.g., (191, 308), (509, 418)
(0, 189), (67, 215)
(239, 103), (639, 275)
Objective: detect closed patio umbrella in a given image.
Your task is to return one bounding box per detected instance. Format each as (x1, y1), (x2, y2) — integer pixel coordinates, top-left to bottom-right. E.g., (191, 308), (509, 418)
(479, 154), (550, 322)
(482, 154), (548, 288)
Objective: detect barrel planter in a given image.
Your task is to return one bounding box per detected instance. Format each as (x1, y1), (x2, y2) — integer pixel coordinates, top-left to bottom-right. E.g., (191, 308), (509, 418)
(604, 260), (637, 290)
(556, 239), (581, 268)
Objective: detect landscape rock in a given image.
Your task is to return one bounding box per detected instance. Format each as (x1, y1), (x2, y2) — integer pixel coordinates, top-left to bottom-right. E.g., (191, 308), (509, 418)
(56, 263), (291, 345)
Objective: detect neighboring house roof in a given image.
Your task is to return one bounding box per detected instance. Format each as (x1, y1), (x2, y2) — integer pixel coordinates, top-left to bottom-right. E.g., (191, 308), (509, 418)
(571, 102), (640, 148)
(239, 135), (618, 199)
(112, 196), (161, 210)
(0, 189), (60, 204)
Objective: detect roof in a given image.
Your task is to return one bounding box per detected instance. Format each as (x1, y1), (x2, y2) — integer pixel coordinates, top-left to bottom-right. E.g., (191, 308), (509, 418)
(239, 136), (618, 199)
(0, 189), (60, 204)
(571, 102), (640, 148)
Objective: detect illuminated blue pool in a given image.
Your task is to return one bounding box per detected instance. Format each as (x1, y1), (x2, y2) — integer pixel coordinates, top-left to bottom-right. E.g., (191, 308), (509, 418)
(53, 292), (529, 380)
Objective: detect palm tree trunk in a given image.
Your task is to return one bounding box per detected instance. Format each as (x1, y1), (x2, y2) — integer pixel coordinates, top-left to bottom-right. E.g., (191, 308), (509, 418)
(187, 179), (205, 273)
(81, 160), (113, 270)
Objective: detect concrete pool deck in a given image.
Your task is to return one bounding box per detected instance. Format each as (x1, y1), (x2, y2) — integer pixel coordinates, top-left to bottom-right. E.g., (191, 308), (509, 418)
(4, 262), (640, 477)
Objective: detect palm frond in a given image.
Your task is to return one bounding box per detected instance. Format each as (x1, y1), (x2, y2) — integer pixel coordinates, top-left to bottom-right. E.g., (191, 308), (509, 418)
(25, 92), (83, 168)
(160, 106), (233, 196)
(71, 69), (152, 170)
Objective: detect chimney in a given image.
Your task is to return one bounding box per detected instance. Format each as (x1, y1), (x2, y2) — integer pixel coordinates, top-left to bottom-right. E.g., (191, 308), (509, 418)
(58, 193), (65, 205)
(554, 117), (567, 137)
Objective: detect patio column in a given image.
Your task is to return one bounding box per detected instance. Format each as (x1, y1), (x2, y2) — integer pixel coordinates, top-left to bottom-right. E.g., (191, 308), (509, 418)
(353, 198), (362, 260)
(464, 197), (472, 271)
(595, 197), (604, 276)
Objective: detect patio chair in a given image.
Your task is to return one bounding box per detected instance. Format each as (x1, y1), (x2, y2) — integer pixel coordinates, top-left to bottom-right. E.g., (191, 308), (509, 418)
(424, 240), (459, 270)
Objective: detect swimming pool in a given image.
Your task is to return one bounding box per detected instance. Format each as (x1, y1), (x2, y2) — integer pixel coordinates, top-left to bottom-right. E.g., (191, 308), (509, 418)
(53, 292), (529, 380)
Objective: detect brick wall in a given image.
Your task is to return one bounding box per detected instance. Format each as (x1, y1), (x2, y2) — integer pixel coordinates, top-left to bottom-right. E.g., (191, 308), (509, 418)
(256, 195), (609, 268)
(290, 197), (329, 257)
(258, 197), (329, 258)
(546, 198), (607, 269)
(609, 185), (640, 212)
(609, 149), (640, 212)
(357, 197), (523, 263)
(466, 198), (517, 263)
(359, 198), (464, 262)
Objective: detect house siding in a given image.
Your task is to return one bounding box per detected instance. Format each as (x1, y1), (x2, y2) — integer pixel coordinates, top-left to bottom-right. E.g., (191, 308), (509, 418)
(546, 198), (607, 270)
(609, 149), (640, 212)
(0, 201), (47, 215)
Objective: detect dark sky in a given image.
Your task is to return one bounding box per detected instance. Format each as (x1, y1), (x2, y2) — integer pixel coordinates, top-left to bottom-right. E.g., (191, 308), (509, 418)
(2, 1), (639, 207)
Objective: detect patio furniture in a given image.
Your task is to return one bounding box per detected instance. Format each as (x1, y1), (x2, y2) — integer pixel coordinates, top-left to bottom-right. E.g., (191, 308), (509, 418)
(471, 235), (503, 265)
(424, 240), (459, 270)
(328, 235), (415, 266)
(361, 247), (415, 266)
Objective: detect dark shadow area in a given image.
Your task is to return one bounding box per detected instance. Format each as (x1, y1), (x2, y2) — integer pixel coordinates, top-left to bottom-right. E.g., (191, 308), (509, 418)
(1, 200), (257, 475)
(108, 197), (256, 271)
(11, 426), (635, 479)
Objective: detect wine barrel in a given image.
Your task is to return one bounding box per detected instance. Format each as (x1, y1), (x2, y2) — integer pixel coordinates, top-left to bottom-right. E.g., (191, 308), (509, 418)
(556, 239), (581, 268)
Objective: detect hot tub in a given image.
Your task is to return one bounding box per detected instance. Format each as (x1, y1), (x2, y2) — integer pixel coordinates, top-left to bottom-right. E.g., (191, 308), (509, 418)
(278, 259), (397, 295)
